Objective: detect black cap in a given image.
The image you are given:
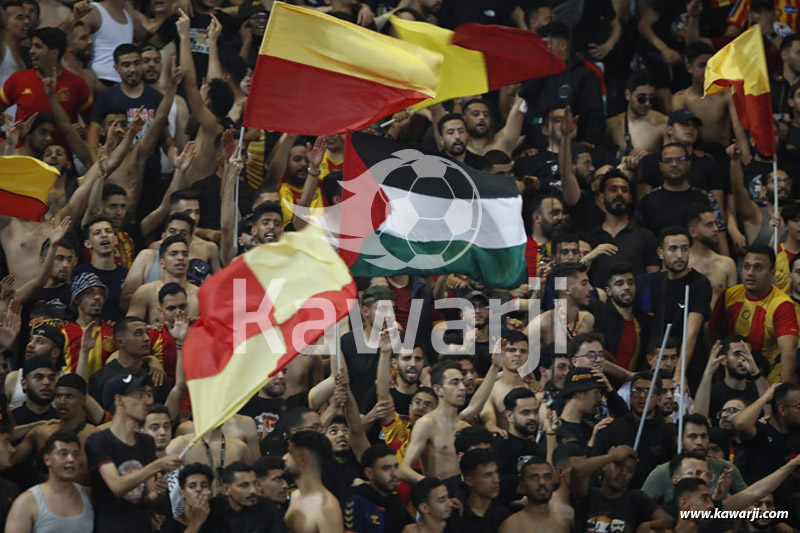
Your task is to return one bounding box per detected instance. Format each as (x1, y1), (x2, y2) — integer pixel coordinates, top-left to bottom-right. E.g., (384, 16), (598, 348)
(361, 285), (396, 306)
(463, 290), (489, 305)
(22, 356), (55, 377)
(667, 109), (702, 127)
(561, 367), (606, 397)
(30, 324), (65, 352)
(238, 0), (267, 20)
(101, 373), (152, 411)
(56, 373), (87, 395)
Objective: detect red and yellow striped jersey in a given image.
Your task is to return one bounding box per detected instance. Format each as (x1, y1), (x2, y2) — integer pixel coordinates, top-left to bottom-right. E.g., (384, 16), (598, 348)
(149, 326), (177, 384)
(60, 321), (115, 376)
(728, 0), (800, 32)
(711, 284), (798, 382)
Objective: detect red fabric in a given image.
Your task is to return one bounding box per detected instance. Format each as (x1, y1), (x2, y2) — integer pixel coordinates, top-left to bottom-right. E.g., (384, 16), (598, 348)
(728, 83), (776, 156)
(773, 300), (799, 337)
(0, 189), (47, 221)
(390, 283), (412, 331)
(525, 237), (538, 279)
(243, 55), (430, 135)
(452, 23), (568, 90)
(0, 68), (92, 123)
(616, 319), (637, 370)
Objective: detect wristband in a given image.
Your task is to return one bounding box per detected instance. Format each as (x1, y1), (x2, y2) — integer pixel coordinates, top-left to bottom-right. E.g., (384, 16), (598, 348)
(176, 343), (183, 350)
(308, 166), (320, 177)
(747, 370), (762, 380)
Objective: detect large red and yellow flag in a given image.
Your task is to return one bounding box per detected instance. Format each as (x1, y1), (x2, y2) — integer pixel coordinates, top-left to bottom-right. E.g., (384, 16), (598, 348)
(182, 226), (356, 438)
(0, 156), (59, 221)
(390, 17), (567, 110)
(242, 2), (442, 135)
(704, 24), (775, 156)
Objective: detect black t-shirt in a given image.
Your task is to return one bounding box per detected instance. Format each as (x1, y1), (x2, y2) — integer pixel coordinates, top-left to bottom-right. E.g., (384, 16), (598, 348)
(634, 186), (716, 237)
(85, 429), (158, 533)
(567, 190), (606, 234)
(737, 421), (789, 484)
(588, 222), (659, 288)
(556, 419), (593, 449)
(11, 403), (57, 425)
(784, 125), (800, 169)
(709, 380), (759, 426)
(71, 263), (128, 323)
(206, 494), (282, 533)
(493, 433), (547, 506)
(7, 404), (57, 489)
(569, 0), (615, 55)
(640, 152), (728, 194)
(190, 175), (255, 230)
(573, 488), (657, 533)
(516, 150), (560, 193)
(437, 0), (516, 28)
(88, 360), (172, 408)
(341, 331), (380, 402)
(238, 396), (284, 441)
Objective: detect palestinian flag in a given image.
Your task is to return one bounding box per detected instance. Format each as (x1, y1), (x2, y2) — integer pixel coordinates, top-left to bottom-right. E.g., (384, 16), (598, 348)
(182, 226), (355, 439)
(320, 132), (527, 288)
(0, 156), (59, 221)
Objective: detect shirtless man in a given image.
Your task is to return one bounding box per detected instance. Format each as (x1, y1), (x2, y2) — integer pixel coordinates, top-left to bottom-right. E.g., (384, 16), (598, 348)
(403, 478), (453, 533)
(283, 430), (344, 533)
(10, 374), (98, 484)
(283, 353), (323, 400)
(398, 356), (501, 494)
(175, 414), (260, 462)
(127, 236), (199, 323)
(525, 262), (595, 347)
(672, 42), (747, 151)
(62, 22), (103, 95)
(166, 426), (251, 494)
(606, 71), (667, 158)
(480, 331), (532, 435)
(431, 95), (526, 157)
(498, 457), (571, 533)
(687, 205), (737, 308)
(150, 195), (222, 272)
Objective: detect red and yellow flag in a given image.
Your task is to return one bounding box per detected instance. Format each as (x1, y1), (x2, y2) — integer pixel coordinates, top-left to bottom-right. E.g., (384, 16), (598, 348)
(390, 17), (567, 110)
(242, 2), (442, 135)
(0, 156), (59, 221)
(704, 24), (775, 156)
(182, 226), (356, 438)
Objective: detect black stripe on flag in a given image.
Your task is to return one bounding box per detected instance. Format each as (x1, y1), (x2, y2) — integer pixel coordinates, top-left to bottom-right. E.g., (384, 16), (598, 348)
(350, 131), (519, 201)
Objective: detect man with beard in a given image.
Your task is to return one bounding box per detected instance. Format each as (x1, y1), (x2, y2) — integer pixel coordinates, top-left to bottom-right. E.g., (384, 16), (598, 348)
(498, 457), (570, 533)
(642, 415), (747, 502)
(637, 227), (712, 392)
(284, 431), (344, 533)
(492, 388), (546, 507)
(525, 262), (595, 346)
(606, 71), (667, 159)
(729, 143), (793, 247)
(251, 201), (283, 245)
(516, 106), (576, 194)
(361, 346), (423, 422)
(775, 202), (800, 293)
(60, 273), (115, 376)
(342, 444), (413, 533)
(323, 416), (365, 492)
(711, 245), (798, 383)
(524, 195), (568, 279)
(587, 171), (659, 287)
(62, 21), (102, 94)
(0, 2), (30, 86)
(636, 143), (725, 240)
(128, 236), (199, 323)
(481, 332), (532, 436)
(436, 113), (484, 168)
(592, 371), (677, 490)
(695, 336), (766, 428)
(455, 97), (524, 157)
(239, 368), (287, 442)
(591, 262), (650, 372)
(687, 205), (737, 309)
(140, 44), (190, 152)
(6, 325), (65, 411)
(737, 493), (783, 532)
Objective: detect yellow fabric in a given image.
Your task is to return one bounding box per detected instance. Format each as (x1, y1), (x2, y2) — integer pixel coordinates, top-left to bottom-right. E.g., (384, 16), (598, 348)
(382, 412), (411, 462)
(260, 2), (442, 96)
(278, 182), (324, 229)
(704, 25), (771, 97)
(187, 226), (354, 439)
(390, 16), (488, 110)
(0, 156), (59, 202)
(776, 249), (792, 295)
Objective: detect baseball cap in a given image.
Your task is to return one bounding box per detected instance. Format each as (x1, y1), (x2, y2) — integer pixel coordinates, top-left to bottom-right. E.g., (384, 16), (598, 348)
(463, 290), (490, 305)
(101, 373), (152, 411)
(361, 285), (396, 307)
(30, 324), (65, 351)
(667, 109), (702, 127)
(238, 0), (267, 20)
(561, 367), (606, 397)
(70, 272), (108, 310)
(22, 356), (55, 377)
(56, 373), (87, 395)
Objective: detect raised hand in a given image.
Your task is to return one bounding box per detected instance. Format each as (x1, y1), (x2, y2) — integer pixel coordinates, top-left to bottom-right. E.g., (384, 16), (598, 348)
(48, 216), (72, 245)
(207, 14), (222, 43)
(306, 136), (326, 170)
(0, 299), (21, 350)
(168, 308), (189, 343)
(175, 141), (196, 174)
(130, 106), (147, 136)
(221, 129), (236, 159)
(41, 66), (57, 96)
(169, 56), (183, 88)
(72, 0), (92, 19)
(80, 321), (99, 354)
(176, 8), (191, 36)
(559, 106), (578, 139)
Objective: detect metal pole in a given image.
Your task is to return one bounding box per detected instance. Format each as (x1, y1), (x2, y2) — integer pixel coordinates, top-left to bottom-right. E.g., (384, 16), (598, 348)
(634, 323), (673, 452)
(773, 158), (780, 255)
(677, 285), (690, 453)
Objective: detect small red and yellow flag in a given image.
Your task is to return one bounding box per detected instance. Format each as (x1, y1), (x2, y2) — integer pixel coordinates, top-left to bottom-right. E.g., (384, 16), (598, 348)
(182, 226), (356, 438)
(0, 156), (59, 221)
(704, 24), (775, 156)
(242, 1), (442, 135)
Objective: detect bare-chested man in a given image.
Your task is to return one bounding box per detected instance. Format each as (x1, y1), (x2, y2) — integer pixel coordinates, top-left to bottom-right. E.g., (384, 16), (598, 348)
(151, 193), (222, 271)
(607, 71), (667, 158)
(127, 236), (199, 323)
(687, 205), (737, 308)
(62, 22), (103, 95)
(398, 356), (501, 494)
(480, 331), (532, 435)
(284, 430), (344, 533)
(525, 262), (595, 347)
(498, 457), (571, 533)
(672, 42), (747, 152)
(175, 414), (260, 462)
(10, 374), (98, 484)
(167, 426), (250, 494)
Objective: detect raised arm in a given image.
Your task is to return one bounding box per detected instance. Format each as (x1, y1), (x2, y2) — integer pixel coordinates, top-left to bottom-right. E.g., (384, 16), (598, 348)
(727, 143), (759, 223)
(723, 454), (800, 511)
(15, 217), (72, 304)
(141, 142), (194, 237)
(493, 94), (526, 156)
(293, 137), (326, 231)
(264, 133), (298, 186)
(176, 10), (219, 133)
(165, 311), (189, 420)
(460, 341), (503, 422)
(694, 341), (723, 418)
(42, 67), (94, 167)
(220, 151), (242, 265)
(731, 382), (779, 440)
(205, 15), (222, 80)
(397, 416), (431, 483)
(559, 106), (580, 207)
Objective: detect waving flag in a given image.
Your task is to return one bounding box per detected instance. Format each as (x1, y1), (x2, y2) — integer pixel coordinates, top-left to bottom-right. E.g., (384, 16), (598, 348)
(0, 156), (59, 221)
(704, 24), (775, 156)
(242, 2), (442, 135)
(390, 17), (567, 110)
(182, 227), (356, 438)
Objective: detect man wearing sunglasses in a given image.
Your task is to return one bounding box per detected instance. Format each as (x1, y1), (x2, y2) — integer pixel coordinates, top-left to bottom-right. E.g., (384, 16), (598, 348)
(607, 70), (667, 160)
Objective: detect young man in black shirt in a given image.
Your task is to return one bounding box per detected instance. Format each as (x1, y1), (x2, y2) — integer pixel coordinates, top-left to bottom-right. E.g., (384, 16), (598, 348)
(162, 462), (213, 533)
(238, 368), (286, 441)
(207, 462), (281, 533)
(73, 216), (128, 322)
(453, 448), (508, 533)
(556, 367), (606, 448)
(85, 373), (182, 533)
(12, 357), (57, 427)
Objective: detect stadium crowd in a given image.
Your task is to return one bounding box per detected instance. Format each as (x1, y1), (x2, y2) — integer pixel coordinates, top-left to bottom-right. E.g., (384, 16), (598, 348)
(2, 0), (800, 531)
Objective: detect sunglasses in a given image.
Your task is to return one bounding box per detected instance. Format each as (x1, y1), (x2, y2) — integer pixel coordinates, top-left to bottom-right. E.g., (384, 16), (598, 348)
(630, 387), (651, 397)
(716, 406), (742, 418)
(636, 94), (657, 104)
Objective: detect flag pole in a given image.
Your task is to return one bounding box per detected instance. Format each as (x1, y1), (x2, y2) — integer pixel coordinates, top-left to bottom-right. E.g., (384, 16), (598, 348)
(774, 157), (779, 255)
(335, 321), (341, 374)
(234, 127), (245, 250)
(677, 285), (690, 453)
(634, 323), (672, 452)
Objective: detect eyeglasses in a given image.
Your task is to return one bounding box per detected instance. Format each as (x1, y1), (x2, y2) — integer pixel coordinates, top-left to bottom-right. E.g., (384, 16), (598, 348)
(578, 351), (607, 362)
(662, 156), (688, 165)
(780, 402), (800, 410)
(630, 387), (651, 397)
(636, 94), (656, 104)
(684, 469), (714, 481)
(411, 398), (436, 409)
(716, 406), (742, 418)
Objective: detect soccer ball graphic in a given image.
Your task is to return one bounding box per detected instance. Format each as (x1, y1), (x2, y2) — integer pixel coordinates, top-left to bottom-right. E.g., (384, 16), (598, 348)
(365, 152), (482, 270)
